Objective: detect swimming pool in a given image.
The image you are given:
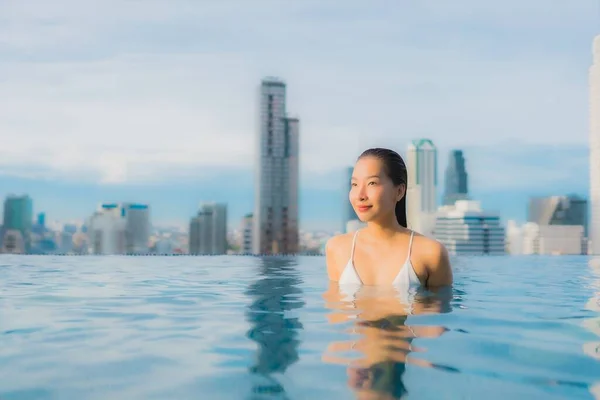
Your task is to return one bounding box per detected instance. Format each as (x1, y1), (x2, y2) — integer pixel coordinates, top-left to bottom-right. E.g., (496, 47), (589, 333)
(0, 255), (599, 399)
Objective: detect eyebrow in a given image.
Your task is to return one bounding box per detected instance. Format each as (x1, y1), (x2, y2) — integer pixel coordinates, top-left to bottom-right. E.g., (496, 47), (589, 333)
(351, 175), (380, 180)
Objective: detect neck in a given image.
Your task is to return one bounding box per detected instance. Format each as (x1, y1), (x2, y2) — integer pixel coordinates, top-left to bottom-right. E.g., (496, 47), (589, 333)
(364, 217), (402, 239)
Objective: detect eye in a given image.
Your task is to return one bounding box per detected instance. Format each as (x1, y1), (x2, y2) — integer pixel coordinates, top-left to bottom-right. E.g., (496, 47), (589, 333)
(351, 182), (357, 187)
(368, 181), (377, 185)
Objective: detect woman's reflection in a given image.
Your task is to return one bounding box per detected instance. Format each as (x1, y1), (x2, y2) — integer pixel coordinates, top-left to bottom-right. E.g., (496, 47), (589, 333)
(322, 281), (451, 399)
(245, 257), (305, 397)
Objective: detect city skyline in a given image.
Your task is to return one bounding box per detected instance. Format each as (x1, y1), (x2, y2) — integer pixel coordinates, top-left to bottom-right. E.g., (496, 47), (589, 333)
(0, 141), (589, 232)
(0, 1), (596, 231)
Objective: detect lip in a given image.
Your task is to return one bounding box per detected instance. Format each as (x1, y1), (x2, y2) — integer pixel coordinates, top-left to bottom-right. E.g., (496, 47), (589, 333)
(356, 205), (372, 212)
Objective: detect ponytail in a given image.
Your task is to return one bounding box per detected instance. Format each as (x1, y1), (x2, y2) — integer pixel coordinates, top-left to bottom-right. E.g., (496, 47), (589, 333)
(395, 195), (407, 228)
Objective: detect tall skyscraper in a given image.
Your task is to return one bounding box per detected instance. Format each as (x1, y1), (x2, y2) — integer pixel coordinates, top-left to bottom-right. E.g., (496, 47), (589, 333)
(342, 166), (359, 232)
(406, 139), (437, 234)
(121, 203), (151, 254)
(2, 194), (33, 252)
(253, 77), (300, 255)
(443, 150), (469, 206)
(590, 35), (600, 254)
(189, 202), (227, 255)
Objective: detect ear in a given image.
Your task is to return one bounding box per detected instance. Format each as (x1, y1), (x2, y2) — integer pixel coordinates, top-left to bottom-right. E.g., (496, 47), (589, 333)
(396, 184), (406, 201)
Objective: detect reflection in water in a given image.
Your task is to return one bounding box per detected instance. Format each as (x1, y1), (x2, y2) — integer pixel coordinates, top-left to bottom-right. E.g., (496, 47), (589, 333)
(584, 257), (600, 399)
(322, 284), (453, 399)
(245, 257), (305, 398)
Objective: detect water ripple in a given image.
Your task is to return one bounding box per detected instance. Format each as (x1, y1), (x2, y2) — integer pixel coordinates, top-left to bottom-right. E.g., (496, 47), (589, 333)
(0, 255), (599, 399)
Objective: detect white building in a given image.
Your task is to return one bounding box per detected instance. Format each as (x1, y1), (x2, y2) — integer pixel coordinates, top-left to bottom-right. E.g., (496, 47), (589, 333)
(189, 202), (227, 255)
(241, 213), (253, 254)
(505, 220), (524, 255)
(590, 35), (600, 255)
(253, 77), (300, 255)
(406, 139), (437, 236)
(87, 202), (150, 255)
(433, 200), (505, 255)
(524, 224), (584, 255)
(506, 222), (585, 256)
(88, 207), (127, 255)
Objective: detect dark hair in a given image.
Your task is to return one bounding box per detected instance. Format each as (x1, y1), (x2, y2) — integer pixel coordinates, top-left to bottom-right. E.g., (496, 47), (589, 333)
(358, 147), (408, 228)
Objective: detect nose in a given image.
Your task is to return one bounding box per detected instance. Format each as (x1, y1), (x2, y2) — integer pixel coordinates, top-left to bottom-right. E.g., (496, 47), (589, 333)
(357, 185), (367, 202)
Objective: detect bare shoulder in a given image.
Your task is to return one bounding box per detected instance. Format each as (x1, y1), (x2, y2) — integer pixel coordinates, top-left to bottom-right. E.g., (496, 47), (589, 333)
(325, 232), (354, 281)
(410, 233), (453, 287)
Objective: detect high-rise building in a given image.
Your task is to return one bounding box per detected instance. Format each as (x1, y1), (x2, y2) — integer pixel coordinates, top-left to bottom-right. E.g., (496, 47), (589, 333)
(433, 200), (505, 255)
(87, 202), (150, 255)
(590, 35), (600, 254)
(406, 139), (437, 235)
(2, 195), (33, 252)
(241, 213), (254, 254)
(443, 150), (469, 206)
(253, 77), (300, 255)
(528, 195), (588, 236)
(87, 206), (127, 255)
(121, 203), (151, 253)
(343, 166), (359, 232)
(189, 202), (227, 255)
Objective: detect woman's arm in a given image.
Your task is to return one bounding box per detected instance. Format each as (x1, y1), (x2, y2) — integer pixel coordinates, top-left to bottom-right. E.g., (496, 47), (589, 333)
(424, 241), (453, 288)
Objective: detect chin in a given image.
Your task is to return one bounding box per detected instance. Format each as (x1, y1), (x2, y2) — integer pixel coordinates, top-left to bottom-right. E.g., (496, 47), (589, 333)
(357, 213), (376, 223)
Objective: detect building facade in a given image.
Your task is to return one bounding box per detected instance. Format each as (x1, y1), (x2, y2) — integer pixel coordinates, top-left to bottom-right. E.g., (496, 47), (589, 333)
(241, 213), (254, 254)
(523, 224), (585, 255)
(87, 202), (150, 255)
(122, 203), (151, 254)
(189, 202), (227, 255)
(253, 78), (300, 255)
(2, 194), (33, 252)
(433, 200), (505, 255)
(527, 195), (588, 236)
(88, 207), (127, 255)
(406, 139), (437, 235)
(590, 35), (600, 254)
(443, 150), (469, 206)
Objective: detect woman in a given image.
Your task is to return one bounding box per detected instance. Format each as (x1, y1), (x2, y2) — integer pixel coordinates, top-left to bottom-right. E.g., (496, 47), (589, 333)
(326, 147), (453, 289)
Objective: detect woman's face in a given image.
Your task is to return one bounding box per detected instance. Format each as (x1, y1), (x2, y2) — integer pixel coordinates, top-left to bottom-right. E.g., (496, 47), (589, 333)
(350, 156), (404, 223)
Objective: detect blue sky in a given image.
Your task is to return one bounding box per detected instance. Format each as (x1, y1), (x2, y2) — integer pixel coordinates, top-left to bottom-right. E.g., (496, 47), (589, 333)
(0, 0), (597, 231)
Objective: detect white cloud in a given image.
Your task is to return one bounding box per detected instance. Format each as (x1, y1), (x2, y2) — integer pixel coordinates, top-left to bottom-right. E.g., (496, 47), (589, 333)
(0, 0), (596, 185)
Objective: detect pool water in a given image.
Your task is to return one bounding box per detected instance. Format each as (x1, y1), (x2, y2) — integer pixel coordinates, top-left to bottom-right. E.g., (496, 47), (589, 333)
(1, 255), (600, 399)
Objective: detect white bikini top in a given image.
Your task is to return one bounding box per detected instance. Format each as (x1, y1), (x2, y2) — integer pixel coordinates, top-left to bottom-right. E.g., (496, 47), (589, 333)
(339, 229), (421, 288)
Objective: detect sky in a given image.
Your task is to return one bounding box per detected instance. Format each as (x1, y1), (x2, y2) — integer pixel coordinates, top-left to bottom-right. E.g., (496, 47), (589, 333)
(0, 0), (597, 231)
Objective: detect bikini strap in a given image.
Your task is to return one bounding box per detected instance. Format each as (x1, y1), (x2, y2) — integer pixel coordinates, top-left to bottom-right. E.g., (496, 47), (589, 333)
(406, 230), (414, 261)
(350, 229), (359, 261)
